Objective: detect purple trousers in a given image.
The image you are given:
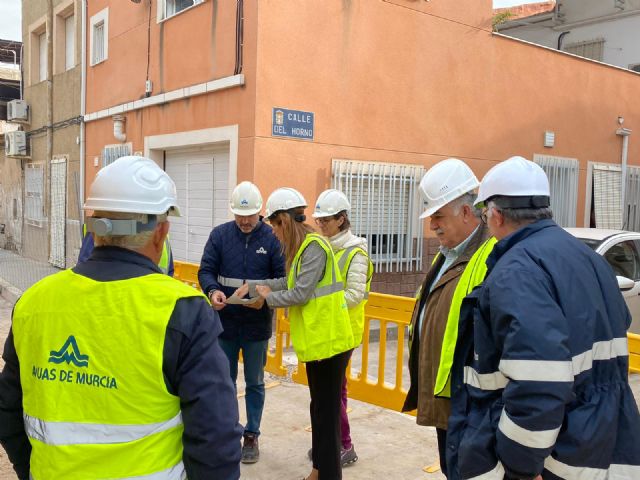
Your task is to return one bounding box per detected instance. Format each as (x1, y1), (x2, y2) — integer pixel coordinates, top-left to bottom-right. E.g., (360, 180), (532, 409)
(340, 351), (353, 449)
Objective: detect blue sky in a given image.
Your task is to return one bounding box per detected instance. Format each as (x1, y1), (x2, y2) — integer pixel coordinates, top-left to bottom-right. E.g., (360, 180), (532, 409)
(0, 0), (21, 42)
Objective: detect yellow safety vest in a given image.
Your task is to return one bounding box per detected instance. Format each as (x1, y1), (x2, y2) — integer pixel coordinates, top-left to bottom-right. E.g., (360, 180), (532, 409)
(335, 246), (373, 346)
(434, 237), (496, 398)
(12, 269), (205, 479)
(287, 233), (354, 362)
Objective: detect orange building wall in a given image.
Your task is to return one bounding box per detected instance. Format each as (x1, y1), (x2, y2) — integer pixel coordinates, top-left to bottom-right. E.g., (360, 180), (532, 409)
(251, 0), (640, 228)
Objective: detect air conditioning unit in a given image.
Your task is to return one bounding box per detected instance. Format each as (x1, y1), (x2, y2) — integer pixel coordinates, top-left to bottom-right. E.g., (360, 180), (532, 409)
(7, 100), (29, 123)
(5, 131), (28, 157)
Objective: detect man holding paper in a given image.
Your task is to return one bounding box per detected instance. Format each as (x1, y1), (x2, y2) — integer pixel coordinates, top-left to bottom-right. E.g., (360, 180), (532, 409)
(198, 181), (285, 465)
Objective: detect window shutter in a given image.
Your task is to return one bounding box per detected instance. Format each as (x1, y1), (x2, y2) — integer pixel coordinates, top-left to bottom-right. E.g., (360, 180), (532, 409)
(592, 163), (622, 229)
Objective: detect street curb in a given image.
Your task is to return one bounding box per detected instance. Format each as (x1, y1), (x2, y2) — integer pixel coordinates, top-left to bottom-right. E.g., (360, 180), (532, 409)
(0, 276), (22, 305)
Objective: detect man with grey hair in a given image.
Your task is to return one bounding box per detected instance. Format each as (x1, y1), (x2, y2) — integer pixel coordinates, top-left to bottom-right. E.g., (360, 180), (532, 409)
(446, 156), (640, 480)
(0, 156), (243, 479)
(403, 158), (495, 477)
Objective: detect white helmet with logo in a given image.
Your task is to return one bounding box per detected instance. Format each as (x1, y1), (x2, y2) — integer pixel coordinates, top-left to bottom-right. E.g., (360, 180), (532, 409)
(474, 156), (550, 208)
(419, 158), (479, 219)
(265, 187), (307, 218)
(84, 155), (180, 216)
(312, 189), (351, 218)
(230, 181), (263, 216)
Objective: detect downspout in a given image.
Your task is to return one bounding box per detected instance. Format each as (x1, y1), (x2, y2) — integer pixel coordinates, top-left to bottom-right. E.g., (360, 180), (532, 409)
(80, 0), (87, 230)
(234, 0), (244, 75)
(557, 31), (570, 50)
(616, 126), (632, 229)
(47, 0), (53, 260)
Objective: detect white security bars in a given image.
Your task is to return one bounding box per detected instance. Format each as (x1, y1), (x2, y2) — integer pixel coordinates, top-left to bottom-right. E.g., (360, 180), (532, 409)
(534, 154), (578, 227)
(332, 159), (425, 273)
(102, 143), (132, 167)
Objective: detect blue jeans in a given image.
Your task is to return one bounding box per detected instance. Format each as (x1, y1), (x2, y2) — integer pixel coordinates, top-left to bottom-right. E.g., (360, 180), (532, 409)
(219, 338), (268, 436)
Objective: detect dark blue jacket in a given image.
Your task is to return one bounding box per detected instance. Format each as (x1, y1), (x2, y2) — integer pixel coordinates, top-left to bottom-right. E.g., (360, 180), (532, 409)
(0, 247), (242, 480)
(198, 220), (285, 342)
(447, 220), (640, 480)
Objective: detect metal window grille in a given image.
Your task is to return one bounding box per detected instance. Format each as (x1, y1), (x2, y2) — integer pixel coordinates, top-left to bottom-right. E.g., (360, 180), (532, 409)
(624, 166), (640, 231)
(564, 38), (605, 62)
(592, 163), (623, 229)
(332, 159), (425, 272)
(49, 156), (67, 268)
(533, 154), (578, 227)
(93, 22), (104, 64)
(25, 163), (44, 227)
(102, 143), (132, 167)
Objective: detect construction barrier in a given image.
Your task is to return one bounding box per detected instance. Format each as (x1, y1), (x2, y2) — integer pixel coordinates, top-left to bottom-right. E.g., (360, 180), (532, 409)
(174, 261), (640, 413)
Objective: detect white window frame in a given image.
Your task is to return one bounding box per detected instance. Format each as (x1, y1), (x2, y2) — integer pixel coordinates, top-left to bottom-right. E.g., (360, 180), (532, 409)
(157, 0), (205, 23)
(102, 143), (133, 167)
(25, 163), (45, 227)
(332, 159), (425, 272)
(90, 8), (108, 66)
(533, 154), (578, 227)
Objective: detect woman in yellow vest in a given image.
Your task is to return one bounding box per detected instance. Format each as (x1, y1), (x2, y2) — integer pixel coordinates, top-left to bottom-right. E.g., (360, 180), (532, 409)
(236, 187), (354, 480)
(310, 189), (372, 468)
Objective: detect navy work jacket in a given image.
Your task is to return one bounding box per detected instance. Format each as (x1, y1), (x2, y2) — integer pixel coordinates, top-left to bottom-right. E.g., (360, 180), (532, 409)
(447, 219), (640, 480)
(198, 220), (285, 341)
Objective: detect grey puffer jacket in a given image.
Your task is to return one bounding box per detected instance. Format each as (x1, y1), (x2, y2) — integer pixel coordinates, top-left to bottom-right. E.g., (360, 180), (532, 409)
(328, 230), (370, 308)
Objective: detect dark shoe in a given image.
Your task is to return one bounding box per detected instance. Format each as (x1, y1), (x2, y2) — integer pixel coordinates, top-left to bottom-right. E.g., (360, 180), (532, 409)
(242, 433), (260, 464)
(341, 445), (358, 467)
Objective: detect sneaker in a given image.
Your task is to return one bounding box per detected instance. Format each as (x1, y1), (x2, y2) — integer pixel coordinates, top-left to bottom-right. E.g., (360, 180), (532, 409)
(242, 433), (260, 464)
(341, 445), (358, 467)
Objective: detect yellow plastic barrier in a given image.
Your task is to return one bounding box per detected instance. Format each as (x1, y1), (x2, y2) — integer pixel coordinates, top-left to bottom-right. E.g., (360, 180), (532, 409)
(174, 261), (640, 413)
(629, 333), (640, 374)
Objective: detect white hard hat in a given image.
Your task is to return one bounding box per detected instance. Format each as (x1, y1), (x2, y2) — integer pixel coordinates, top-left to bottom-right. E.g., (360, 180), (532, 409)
(265, 187), (307, 218)
(230, 181), (263, 216)
(84, 155), (181, 216)
(419, 158), (479, 219)
(312, 189), (351, 218)
(475, 156), (550, 208)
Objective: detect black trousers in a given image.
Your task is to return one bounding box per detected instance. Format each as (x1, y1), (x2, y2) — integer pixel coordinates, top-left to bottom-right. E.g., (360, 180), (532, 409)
(436, 427), (449, 478)
(306, 349), (352, 480)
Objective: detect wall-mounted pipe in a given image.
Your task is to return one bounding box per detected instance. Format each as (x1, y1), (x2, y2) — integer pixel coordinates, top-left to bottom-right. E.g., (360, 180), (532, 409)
(113, 115), (126, 142)
(616, 126), (632, 229)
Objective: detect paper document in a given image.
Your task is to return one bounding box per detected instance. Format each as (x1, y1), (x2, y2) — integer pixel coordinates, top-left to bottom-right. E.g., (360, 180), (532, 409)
(224, 294), (261, 305)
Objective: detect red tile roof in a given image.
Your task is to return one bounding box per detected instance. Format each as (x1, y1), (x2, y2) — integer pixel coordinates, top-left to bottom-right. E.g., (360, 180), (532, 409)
(494, 1), (556, 20)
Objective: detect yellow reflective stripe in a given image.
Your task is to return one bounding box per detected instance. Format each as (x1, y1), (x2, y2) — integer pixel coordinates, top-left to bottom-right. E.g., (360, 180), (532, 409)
(545, 456), (640, 480)
(572, 337), (628, 376)
(217, 275), (244, 288)
(30, 463), (186, 480)
(466, 461), (505, 480)
(463, 366), (508, 391)
(434, 237), (496, 397)
(24, 412), (183, 446)
(498, 410), (560, 449)
(499, 359), (573, 382)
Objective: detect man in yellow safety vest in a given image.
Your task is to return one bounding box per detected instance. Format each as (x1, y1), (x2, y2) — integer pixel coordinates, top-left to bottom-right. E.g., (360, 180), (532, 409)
(0, 155), (242, 479)
(402, 158), (494, 478)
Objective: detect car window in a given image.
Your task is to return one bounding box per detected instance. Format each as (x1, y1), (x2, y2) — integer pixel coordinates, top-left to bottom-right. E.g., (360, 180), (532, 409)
(604, 240), (640, 281)
(578, 238), (601, 251)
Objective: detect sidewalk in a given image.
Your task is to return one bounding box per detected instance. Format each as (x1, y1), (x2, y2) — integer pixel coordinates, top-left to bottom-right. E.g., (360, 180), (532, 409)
(0, 248), (59, 303)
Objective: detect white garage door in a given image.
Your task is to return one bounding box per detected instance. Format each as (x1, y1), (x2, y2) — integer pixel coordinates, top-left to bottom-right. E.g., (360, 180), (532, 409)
(165, 147), (230, 264)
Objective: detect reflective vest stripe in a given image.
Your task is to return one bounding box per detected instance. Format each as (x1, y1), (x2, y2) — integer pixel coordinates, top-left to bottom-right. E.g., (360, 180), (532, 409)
(466, 461), (505, 480)
(314, 281), (344, 297)
(217, 275), (244, 288)
(24, 412), (182, 446)
(30, 463), (186, 480)
(572, 337), (628, 376)
(498, 410), (560, 449)
(544, 456), (640, 480)
(499, 359), (573, 382)
(434, 237), (497, 397)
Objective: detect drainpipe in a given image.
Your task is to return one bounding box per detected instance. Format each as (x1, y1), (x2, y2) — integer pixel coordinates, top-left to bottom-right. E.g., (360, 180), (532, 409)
(616, 126), (632, 229)
(47, 0), (53, 257)
(557, 31), (570, 50)
(80, 0), (87, 230)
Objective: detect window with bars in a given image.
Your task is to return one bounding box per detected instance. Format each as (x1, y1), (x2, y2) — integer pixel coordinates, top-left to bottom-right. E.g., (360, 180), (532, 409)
(90, 9), (108, 66)
(564, 38), (605, 62)
(533, 154), (578, 227)
(332, 159), (425, 272)
(591, 162), (623, 230)
(25, 163), (44, 227)
(102, 143), (132, 167)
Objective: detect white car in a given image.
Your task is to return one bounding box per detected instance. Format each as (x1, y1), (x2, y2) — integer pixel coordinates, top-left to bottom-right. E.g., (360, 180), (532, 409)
(565, 228), (640, 334)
